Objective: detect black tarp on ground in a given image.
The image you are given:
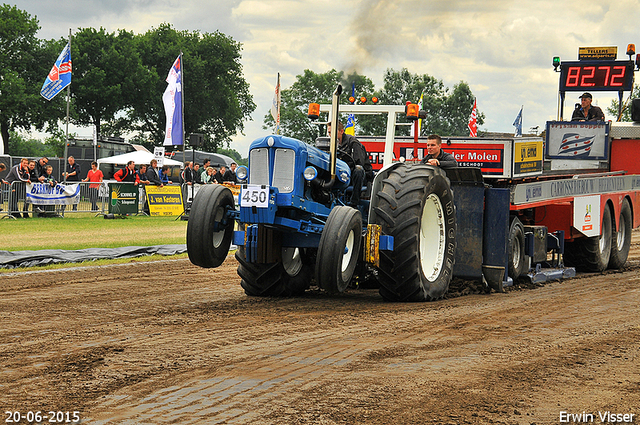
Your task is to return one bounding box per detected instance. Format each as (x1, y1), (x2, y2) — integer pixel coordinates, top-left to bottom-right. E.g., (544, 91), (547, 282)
(0, 244), (187, 269)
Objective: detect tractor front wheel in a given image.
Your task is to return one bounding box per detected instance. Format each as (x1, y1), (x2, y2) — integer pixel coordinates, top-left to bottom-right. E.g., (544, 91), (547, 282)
(187, 185), (235, 268)
(315, 206), (363, 293)
(237, 246), (313, 297)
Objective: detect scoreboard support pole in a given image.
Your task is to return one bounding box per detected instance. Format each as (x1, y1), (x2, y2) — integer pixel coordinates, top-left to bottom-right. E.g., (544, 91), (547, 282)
(618, 90), (623, 120)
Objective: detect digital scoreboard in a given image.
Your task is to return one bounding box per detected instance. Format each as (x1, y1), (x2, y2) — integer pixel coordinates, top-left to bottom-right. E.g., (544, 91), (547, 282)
(559, 60), (635, 92)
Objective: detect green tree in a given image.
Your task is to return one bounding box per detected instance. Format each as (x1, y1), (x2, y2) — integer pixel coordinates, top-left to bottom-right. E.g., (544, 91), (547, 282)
(72, 27), (142, 139)
(440, 81), (484, 136)
(123, 24), (255, 152)
(339, 72), (377, 137)
(607, 86), (640, 121)
(217, 148), (246, 165)
(7, 130), (57, 157)
(263, 68), (483, 142)
(263, 69), (376, 143)
(44, 127), (69, 157)
(378, 69), (484, 137)
(0, 4), (61, 155)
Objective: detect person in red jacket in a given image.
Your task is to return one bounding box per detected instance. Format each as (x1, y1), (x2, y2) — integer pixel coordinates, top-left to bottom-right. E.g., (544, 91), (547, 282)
(113, 161), (140, 185)
(82, 161), (104, 211)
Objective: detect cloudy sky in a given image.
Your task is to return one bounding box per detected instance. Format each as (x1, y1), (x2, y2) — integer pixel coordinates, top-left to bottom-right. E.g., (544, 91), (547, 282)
(11, 0), (640, 155)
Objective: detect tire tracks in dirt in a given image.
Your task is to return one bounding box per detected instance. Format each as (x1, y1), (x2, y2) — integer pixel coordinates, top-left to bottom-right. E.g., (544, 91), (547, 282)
(1, 235), (639, 424)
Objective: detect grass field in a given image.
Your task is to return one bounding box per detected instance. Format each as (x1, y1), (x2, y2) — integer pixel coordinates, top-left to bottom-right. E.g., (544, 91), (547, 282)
(0, 214), (188, 251)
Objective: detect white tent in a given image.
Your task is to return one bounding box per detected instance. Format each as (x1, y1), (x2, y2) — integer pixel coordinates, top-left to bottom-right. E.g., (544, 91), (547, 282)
(97, 150), (183, 167)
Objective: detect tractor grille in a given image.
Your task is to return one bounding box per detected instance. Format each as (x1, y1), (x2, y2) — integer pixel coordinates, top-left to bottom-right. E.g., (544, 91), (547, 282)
(249, 148), (269, 186)
(272, 148), (295, 193)
(248, 147), (295, 193)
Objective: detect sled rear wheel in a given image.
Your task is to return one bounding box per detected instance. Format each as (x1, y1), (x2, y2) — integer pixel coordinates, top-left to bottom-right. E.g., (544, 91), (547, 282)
(508, 217), (526, 278)
(609, 198), (632, 269)
(564, 204), (612, 272)
(373, 164), (456, 301)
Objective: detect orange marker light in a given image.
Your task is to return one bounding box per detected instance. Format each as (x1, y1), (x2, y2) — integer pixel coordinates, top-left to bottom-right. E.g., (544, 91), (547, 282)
(348, 96), (356, 104)
(360, 96), (367, 103)
(406, 103), (419, 120)
(627, 44), (636, 56)
(308, 103), (320, 120)
(371, 97), (379, 104)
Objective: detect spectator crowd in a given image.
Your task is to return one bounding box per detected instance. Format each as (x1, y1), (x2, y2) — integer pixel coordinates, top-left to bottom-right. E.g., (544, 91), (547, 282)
(1, 156), (239, 218)
(178, 160), (238, 186)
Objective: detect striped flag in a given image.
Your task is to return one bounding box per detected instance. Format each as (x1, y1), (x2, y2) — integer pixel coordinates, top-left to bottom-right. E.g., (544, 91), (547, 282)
(468, 98), (477, 137)
(271, 73), (281, 134)
(41, 42), (72, 101)
(163, 55), (183, 146)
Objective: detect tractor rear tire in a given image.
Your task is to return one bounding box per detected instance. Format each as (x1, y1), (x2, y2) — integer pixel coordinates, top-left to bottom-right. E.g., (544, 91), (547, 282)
(315, 206), (362, 293)
(564, 204), (612, 272)
(508, 217), (526, 279)
(373, 164), (456, 302)
(187, 184), (235, 268)
(609, 198), (632, 269)
(237, 246), (313, 297)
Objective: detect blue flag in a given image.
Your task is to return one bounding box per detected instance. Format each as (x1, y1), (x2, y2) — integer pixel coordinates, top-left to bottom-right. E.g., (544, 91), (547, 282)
(163, 55), (183, 146)
(41, 42), (72, 101)
(344, 114), (355, 136)
(513, 106), (523, 137)
(345, 82), (355, 135)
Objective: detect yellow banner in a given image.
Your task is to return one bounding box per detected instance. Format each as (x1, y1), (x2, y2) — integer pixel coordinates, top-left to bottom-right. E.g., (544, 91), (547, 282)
(578, 46), (617, 60)
(515, 140), (542, 162)
(145, 185), (184, 216)
(514, 140), (543, 174)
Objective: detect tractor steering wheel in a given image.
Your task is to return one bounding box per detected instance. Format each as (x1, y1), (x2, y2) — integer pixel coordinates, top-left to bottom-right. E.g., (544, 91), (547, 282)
(337, 149), (356, 170)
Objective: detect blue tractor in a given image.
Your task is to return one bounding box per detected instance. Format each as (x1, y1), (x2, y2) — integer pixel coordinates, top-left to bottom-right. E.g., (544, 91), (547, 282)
(187, 85), (458, 301)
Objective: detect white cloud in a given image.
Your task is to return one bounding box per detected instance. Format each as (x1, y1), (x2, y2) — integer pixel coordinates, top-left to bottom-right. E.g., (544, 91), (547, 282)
(10, 0), (640, 154)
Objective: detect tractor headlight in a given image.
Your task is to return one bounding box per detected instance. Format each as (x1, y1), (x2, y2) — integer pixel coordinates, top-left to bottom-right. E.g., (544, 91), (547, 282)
(236, 166), (248, 181)
(339, 171), (349, 183)
(303, 166), (318, 181)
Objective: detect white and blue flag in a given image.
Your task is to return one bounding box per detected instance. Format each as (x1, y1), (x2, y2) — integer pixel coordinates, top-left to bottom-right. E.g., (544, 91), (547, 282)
(163, 55), (183, 146)
(270, 73), (281, 134)
(513, 106), (523, 137)
(41, 42), (72, 101)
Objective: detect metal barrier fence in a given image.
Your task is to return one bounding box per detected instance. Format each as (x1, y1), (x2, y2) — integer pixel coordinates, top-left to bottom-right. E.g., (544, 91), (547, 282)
(0, 181), (183, 219)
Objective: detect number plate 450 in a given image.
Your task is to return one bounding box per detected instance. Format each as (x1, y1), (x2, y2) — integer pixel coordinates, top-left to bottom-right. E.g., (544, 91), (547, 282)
(241, 185), (269, 208)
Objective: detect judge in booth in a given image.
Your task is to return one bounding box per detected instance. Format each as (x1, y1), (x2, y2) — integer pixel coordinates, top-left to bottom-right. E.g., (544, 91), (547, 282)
(571, 92), (605, 122)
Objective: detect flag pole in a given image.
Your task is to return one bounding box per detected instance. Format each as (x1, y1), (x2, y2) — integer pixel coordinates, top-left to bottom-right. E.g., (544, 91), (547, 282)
(63, 28), (71, 183)
(276, 72), (280, 134)
(180, 52), (185, 158)
(181, 52), (193, 209)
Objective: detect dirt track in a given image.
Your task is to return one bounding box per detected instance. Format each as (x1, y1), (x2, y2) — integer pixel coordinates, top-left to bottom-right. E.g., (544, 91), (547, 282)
(1, 232), (640, 424)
